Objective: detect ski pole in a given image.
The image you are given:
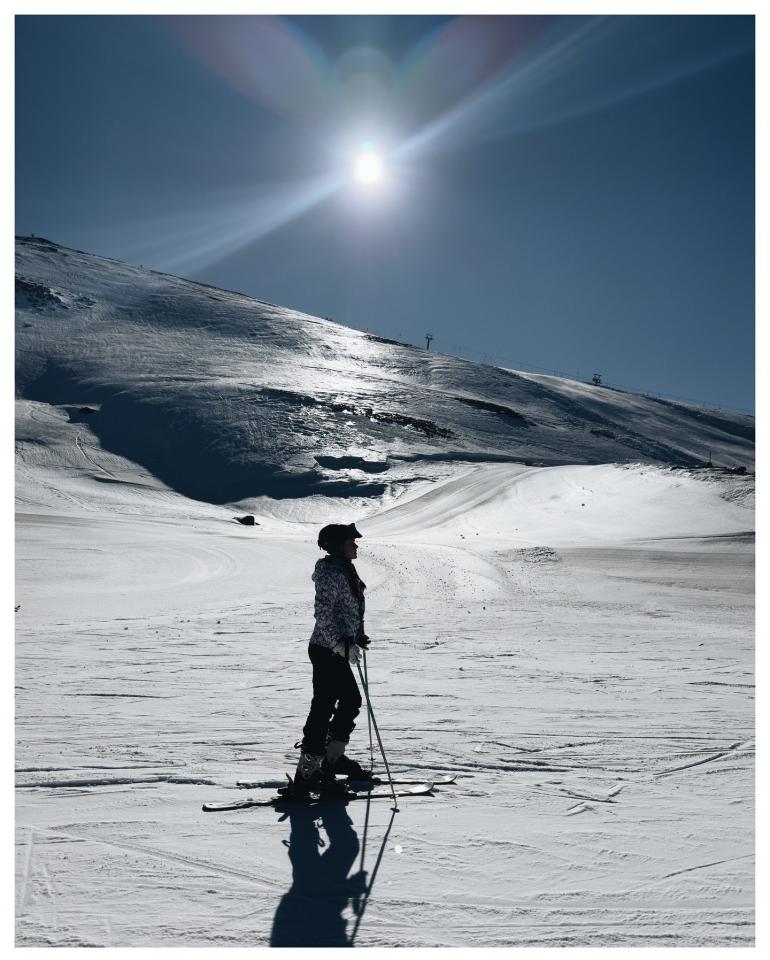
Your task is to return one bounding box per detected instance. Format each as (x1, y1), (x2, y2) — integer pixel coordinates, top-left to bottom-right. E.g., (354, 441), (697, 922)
(363, 649), (374, 770)
(356, 658), (399, 811)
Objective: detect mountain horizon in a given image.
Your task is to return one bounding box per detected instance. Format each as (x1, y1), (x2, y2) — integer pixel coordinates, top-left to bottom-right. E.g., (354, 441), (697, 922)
(15, 234), (754, 509)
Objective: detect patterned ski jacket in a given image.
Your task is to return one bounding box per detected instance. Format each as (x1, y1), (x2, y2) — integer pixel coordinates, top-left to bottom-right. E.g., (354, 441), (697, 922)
(308, 556), (366, 663)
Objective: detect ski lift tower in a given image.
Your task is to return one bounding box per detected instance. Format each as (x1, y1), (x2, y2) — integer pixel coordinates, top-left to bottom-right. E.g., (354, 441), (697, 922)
(425, 334), (434, 350)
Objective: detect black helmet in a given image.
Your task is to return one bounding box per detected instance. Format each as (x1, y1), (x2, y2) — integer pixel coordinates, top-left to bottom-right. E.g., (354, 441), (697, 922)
(317, 522), (363, 553)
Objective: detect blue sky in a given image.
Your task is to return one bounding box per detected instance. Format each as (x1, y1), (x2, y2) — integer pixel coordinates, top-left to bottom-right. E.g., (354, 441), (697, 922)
(15, 14), (755, 412)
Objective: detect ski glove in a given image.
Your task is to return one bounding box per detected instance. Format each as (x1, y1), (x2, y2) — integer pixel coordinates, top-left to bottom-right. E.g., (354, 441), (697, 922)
(332, 637), (362, 664)
(355, 634), (371, 649)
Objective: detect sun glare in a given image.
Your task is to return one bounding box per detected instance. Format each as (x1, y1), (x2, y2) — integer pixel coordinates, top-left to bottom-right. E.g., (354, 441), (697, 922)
(353, 143), (384, 185)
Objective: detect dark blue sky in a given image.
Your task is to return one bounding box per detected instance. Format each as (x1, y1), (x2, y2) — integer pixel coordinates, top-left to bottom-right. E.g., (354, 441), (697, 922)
(16, 15), (755, 412)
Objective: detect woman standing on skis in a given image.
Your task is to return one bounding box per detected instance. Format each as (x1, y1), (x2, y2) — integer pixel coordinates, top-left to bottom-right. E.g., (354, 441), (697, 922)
(293, 522), (371, 794)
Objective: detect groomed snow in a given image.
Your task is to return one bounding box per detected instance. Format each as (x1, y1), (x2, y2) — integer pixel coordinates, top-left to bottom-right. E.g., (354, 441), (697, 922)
(15, 238), (754, 947)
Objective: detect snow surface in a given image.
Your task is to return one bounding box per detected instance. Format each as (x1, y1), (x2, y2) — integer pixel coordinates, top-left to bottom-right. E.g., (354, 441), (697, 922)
(15, 237), (754, 946)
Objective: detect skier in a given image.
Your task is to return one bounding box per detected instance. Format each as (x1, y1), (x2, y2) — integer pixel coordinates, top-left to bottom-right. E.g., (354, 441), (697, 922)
(293, 522), (372, 795)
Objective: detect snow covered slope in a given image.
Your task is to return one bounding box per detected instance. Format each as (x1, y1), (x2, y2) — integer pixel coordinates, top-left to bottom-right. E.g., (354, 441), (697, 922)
(15, 235), (754, 947)
(16, 235), (753, 507)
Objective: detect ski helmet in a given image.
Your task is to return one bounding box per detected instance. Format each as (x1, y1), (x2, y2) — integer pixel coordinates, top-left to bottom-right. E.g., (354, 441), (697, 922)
(317, 522), (362, 553)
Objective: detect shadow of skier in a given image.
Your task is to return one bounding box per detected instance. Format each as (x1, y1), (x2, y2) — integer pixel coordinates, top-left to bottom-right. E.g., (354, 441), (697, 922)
(269, 800), (367, 947)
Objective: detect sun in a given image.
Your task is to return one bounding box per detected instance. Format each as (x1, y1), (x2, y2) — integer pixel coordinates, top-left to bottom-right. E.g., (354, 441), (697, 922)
(353, 142), (384, 185)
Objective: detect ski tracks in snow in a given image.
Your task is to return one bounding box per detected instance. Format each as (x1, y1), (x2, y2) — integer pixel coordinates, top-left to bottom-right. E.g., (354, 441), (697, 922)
(14, 461), (754, 945)
(21, 824), (284, 894)
(653, 739), (754, 778)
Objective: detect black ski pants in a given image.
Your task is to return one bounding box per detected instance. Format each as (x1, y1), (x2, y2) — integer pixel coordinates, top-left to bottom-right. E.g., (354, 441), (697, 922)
(301, 643), (362, 756)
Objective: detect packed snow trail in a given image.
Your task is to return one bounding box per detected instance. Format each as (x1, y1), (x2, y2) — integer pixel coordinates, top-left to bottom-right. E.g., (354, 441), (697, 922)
(16, 459), (754, 946)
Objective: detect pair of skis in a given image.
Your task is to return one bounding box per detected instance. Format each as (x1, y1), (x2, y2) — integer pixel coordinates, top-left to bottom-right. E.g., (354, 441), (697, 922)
(202, 774), (456, 812)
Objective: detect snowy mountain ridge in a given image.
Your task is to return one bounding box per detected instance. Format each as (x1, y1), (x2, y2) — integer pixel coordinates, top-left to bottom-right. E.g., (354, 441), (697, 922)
(15, 235), (753, 509)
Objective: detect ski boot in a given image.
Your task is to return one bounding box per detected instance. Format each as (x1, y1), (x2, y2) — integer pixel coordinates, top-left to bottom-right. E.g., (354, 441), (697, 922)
(323, 739), (374, 781)
(286, 750), (349, 799)
(287, 751), (327, 798)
